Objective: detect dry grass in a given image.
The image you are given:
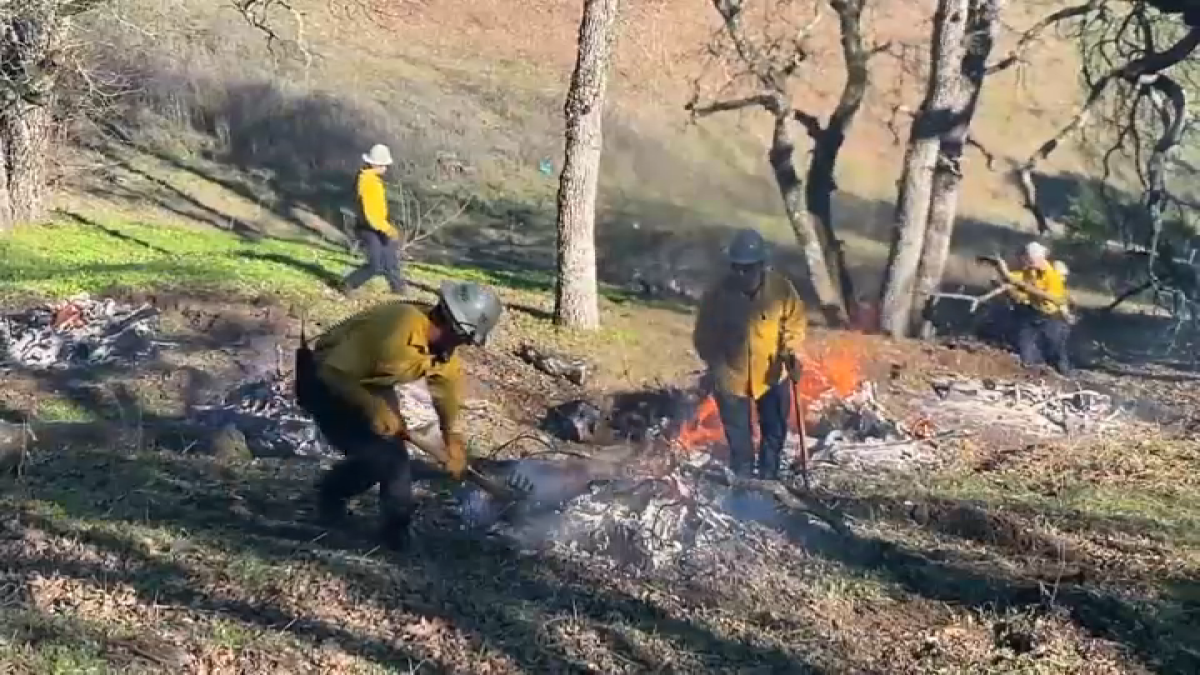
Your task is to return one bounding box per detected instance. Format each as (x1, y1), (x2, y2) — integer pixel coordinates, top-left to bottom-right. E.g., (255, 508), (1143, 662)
(3, 227), (1200, 671)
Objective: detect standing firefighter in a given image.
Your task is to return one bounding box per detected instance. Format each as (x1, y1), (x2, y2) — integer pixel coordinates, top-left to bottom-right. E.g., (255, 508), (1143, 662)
(983, 242), (1072, 374)
(342, 143), (407, 295)
(293, 281), (503, 550)
(693, 228), (807, 480)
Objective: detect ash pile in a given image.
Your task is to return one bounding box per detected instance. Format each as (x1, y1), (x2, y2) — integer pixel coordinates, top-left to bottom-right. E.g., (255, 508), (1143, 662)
(919, 377), (1128, 438)
(459, 380), (936, 571)
(191, 374), (441, 458)
(460, 456), (795, 572)
(802, 382), (942, 472)
(0, 294), (160, 371)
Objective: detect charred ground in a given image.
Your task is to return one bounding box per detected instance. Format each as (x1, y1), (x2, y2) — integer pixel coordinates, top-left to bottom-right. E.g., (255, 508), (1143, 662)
(2, 218), (1199, 672)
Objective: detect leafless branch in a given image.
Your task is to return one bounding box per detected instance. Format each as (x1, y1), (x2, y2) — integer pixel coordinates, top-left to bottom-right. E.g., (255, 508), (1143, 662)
(965, 134), (997, 169)
(686, 93), (781, 118)
(986, 0), (1105, 74)
(1015, 26), (1200, 234)
(396, 190), (474, 255)
(227, 0), (315, 83)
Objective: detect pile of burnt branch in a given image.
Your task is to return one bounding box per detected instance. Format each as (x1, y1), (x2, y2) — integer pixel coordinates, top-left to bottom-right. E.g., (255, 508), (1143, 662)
(920, 377), (1129, 438)
(0, 294), (161, 371)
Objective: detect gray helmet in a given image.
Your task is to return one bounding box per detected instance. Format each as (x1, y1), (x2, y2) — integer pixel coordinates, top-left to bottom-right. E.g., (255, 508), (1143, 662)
(726, 228), (768, 265)
(438, 280), (503, 346)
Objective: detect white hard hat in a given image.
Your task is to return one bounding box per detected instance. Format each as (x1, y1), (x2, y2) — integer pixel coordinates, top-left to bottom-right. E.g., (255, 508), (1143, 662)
(363, 144), (394, 167)
(1025, 241), (1049, 260)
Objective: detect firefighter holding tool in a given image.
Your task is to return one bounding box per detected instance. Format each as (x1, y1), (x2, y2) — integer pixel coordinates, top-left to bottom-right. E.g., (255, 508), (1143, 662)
(293, 281), (503, 550)
(693, 228), (807, 480)
(979, 241), (1072, 375)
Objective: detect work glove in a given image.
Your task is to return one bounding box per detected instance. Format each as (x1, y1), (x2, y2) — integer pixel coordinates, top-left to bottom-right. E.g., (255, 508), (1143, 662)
(368, 398), (407, 439)
(443, 432), (468, 480)
(782, 351), (803, 383)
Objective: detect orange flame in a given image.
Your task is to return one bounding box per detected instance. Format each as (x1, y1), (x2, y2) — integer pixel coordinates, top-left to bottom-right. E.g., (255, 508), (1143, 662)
(673, 338), (866, 455)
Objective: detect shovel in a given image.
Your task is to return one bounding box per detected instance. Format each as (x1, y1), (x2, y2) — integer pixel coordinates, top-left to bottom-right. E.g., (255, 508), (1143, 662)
(403, 426), (524, 503)
(783, 353), (811, 491)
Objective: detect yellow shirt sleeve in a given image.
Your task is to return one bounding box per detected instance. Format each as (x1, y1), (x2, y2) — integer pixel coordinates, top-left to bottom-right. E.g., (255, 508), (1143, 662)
(358, 172), (397, 239)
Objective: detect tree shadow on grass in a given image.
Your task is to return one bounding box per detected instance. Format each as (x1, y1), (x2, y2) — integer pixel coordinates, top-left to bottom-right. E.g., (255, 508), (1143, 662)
(784, 491), (1200, 675)
(2, 443), (825, 672)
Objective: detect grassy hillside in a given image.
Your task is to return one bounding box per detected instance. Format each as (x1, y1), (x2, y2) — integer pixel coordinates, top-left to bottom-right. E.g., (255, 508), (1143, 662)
(4, 213), (1200, 673)
(62, 0), (1097, 306)
(5, 2), (1198, 673)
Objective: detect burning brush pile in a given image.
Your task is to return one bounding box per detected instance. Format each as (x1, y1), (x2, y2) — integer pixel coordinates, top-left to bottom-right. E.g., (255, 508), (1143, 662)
(0, 294), (160, 371)
(460, 342), (921, 570)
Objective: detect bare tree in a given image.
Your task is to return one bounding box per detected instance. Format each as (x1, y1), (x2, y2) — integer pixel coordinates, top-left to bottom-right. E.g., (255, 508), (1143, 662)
(0, 0), (313, 234)
(877, 0), (971, 338)
(688, 0), (887, 326)
(553, 0), (622, 329)
(910, 1), (1004, 326)
(1015, 1), (1200, 238)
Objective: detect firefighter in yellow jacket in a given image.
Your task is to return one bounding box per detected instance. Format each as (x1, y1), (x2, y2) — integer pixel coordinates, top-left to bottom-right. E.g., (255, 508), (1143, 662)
(693, 228), (807, 480)
(982, 242), (1072, 375)
(294, 281), (503, 550)
(341, 143), (407, 295)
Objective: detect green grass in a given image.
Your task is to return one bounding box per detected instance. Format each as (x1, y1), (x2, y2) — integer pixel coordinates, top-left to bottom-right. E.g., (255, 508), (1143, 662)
(0, 214), (646, 308)
(0, 217), (353, 303)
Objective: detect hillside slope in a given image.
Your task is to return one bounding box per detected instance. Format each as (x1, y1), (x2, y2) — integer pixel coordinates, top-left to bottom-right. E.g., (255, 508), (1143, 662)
(65, 0), (1096, 303)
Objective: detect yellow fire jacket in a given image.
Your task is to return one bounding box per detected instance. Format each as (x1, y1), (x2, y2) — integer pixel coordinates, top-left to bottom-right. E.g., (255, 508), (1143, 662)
(692, 269), (807, 399)
(1007, 264), (1067, 316)
(357, 168), (399, 239)
(314, 301), (463, 436)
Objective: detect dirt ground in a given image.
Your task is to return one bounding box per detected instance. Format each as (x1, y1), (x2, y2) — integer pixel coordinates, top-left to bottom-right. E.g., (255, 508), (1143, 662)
(2, 292), (1200, 674)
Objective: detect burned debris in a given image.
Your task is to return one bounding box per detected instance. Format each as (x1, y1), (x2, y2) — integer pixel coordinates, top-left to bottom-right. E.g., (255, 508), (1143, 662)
(541, 387), (703, 445)
(923, 377), (1127, 437)
(516, 342), (592, 386)
(191, 372), (326, 457)
(0, 294), (161, 371)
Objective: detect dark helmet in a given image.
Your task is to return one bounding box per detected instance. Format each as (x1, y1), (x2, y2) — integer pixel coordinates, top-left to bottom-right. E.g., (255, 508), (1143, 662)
(726, 228), (768, 265)
(437, 281), (504, 346)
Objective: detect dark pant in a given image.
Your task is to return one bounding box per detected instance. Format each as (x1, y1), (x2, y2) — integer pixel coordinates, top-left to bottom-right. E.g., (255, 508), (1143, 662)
(714, 379), (792, 479)
(294, 344), (413, 547)
(343, 228), (406, 293)
(1013, 307), (1071, 374)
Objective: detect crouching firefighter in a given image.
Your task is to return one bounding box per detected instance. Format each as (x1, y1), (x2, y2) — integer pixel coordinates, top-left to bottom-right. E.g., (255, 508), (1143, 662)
(293, 281), (504, 549)
(693, 228), (807, 480)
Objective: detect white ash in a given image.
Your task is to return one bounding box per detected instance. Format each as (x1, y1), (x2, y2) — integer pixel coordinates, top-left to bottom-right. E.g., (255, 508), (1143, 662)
(921, 377), (1127, 438)
(192, 373), (326, 457)
(192, 378), (441, 458)
(461, 465), (785, 571)
(0, 294), (160, 371)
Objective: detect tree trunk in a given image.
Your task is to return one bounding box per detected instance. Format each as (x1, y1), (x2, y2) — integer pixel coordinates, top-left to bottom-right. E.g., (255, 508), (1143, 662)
(912, 0), (1003, 319)
(0, 133), (14, 233)
(878, 0), (971, 338)
(0, 13), (60, 232)
(804, 0), (874, 326)
(553, 0), (622, 329)
(770, 112), (847, 326)
(4, 100), (54, 224)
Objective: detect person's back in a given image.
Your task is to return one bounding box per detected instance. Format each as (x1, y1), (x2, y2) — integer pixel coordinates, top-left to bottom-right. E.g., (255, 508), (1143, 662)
(315, 301), (449, 385)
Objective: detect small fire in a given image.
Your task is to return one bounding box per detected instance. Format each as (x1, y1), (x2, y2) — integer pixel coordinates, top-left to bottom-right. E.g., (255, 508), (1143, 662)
(674, 339), (866, 455)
